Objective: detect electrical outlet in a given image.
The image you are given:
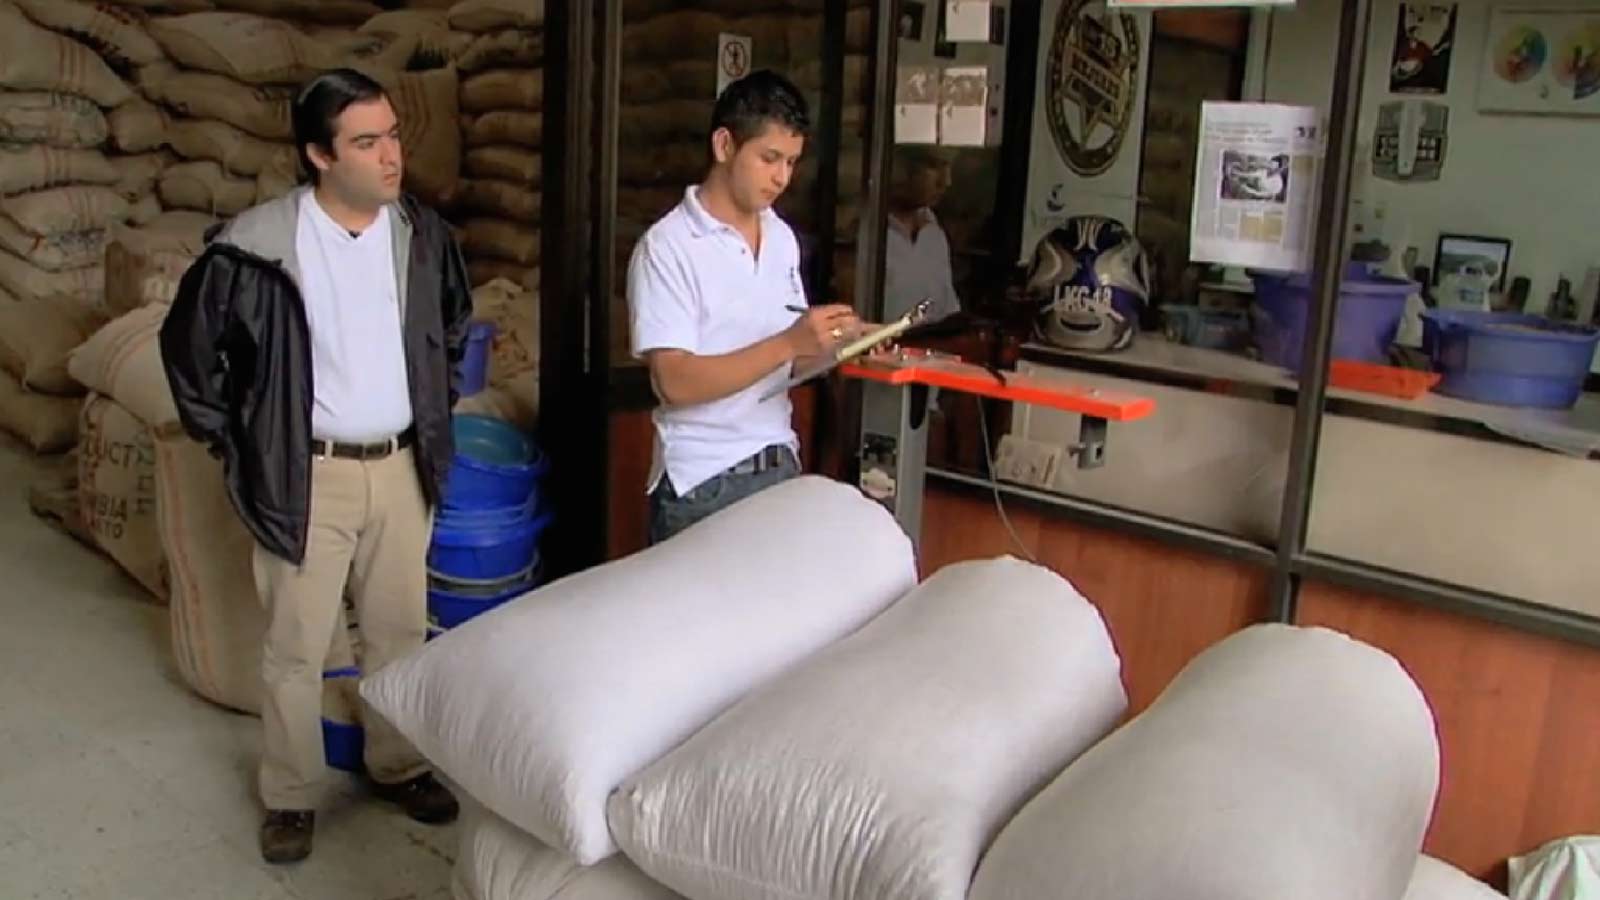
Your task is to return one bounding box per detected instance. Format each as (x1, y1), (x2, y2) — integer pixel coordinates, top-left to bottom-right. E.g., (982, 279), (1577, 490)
(994, 434), (1062, 489)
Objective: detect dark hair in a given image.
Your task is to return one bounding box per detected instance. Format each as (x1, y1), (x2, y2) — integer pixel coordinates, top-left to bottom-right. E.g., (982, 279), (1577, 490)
(894, 146), (952, 177)
(709, 69), (811, 148)
(292, 68), (390, 186)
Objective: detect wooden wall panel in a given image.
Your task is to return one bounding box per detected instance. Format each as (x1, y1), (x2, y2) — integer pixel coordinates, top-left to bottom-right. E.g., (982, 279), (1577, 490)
(1154, 9), (1252, 51)
(921, 486), (1270, 713)
(1299, 582), (1600, 886)
(607, 407), (654, 560)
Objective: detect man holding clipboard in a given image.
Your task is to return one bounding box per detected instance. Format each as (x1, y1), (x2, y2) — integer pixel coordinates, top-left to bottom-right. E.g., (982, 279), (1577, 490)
(628, 71), (872, 544)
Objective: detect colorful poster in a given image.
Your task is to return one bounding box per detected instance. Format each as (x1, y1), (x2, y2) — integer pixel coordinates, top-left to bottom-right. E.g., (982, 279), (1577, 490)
(1389, 3), (1457, 94)
(1478, 6), (1600, 115)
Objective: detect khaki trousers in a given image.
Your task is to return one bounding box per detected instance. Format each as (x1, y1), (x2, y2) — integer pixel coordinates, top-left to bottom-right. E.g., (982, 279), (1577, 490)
(252, 448), (432, 810)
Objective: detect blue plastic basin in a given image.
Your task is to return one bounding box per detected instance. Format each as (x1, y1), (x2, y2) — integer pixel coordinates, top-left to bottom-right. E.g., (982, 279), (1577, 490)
(1422, 310), (1599, 409)
(444, 415), (548, 510)
(428, 510), (553, 581)
(436, 496), (538, 529)
(427, 563), (543, 629)
(1251, 263), (1417, 371)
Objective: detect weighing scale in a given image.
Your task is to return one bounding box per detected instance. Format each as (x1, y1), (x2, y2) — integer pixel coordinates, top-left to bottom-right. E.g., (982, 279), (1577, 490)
(845, 348), (1155, 550)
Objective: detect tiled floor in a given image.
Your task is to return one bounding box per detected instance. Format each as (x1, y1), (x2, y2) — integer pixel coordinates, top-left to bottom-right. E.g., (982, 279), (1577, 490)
(0, 443), (458, 899)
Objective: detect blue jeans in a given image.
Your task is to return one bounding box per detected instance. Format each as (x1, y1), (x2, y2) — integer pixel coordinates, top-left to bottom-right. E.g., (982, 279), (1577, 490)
(648, 448), (800, 545)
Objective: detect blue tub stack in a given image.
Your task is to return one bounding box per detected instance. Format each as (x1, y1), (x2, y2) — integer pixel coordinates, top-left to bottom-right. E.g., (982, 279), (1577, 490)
(428, 414), (552, 629)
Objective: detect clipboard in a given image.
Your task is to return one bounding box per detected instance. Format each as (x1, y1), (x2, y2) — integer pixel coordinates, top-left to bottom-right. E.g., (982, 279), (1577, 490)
(760, 298), (934, 401)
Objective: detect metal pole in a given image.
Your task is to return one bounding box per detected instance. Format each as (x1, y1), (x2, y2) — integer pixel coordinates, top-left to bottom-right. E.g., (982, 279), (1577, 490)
(1268, 0), (1376, 621)
(859, 0), (899, 324)
(538, 0), (609, 575)
(820, 0), (900, 486)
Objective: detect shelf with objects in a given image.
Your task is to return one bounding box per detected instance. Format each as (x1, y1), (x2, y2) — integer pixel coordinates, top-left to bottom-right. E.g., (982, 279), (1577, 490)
(859, 0), (1299, 552)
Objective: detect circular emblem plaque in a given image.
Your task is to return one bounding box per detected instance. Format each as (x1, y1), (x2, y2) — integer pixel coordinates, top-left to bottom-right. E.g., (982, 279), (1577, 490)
(1045, 1), (1141, 177)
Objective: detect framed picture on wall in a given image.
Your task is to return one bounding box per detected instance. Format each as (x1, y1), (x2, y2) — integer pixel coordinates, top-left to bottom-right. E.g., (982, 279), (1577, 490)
(1434, 233), (1513, 293)
(1389, 3), (1457, 94)
(1477, 5), (1600, 116)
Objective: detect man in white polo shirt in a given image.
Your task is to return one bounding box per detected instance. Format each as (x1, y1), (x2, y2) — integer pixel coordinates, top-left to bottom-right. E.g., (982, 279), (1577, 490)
(628, 70), (858, 543)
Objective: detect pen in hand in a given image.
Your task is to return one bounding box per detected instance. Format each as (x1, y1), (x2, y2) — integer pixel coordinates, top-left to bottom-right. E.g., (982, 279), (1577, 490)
(785, 304), (807, 313)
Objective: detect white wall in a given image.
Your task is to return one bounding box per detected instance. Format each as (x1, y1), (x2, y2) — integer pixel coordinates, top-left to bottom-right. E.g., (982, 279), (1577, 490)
(1265, 0), (1600, 310)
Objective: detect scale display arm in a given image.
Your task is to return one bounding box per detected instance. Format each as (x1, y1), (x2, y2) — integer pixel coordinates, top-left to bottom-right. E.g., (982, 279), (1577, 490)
(843, 349), (1155, 550)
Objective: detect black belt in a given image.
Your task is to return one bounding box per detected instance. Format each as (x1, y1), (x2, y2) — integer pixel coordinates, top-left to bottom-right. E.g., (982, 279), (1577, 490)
(726, 445), (795, 476)
(311, 429), (415, 460)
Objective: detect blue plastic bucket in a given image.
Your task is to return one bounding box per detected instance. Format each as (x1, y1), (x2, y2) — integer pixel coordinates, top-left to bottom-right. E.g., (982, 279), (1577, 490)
(428, 510), (553, 581)
(428, 558), (540, 596)
(1422, 310), (1599, 408)
(456, 320), (496, 397)
(1251, 263), (1417, 371)
(436, 496), (537, 529)
(321, 667), (364, 773)
(427, 562), (542, 629)
(444, 415), (548, 510)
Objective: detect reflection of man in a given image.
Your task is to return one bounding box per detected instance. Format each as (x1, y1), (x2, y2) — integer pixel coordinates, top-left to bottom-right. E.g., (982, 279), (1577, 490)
(880, 147), (961, 322)
(629, 71), (858, 544)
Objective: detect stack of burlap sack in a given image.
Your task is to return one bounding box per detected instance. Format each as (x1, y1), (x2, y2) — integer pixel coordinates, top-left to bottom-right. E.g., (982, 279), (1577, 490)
(452, 0), (545, 293)
(126, 6), (460, 212)
(0, 0), (149, 455)
(361, 476), (1507, 900)
(61, 209), (367, 706)
(0, 0), (526, 715)
(456, 277), (538, 433)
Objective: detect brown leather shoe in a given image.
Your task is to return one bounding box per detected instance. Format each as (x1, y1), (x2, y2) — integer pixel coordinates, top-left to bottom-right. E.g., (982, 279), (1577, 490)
(372, 773), (459, 825)
(260, 810), (314, 864)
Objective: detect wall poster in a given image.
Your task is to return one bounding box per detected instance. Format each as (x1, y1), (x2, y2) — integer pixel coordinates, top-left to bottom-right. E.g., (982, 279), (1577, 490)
(1477, 5), (1600, 116)
(1373, 99), (1449, 182)
(1020, 0), (1152, 259)
(1389, 3), (1457, 94)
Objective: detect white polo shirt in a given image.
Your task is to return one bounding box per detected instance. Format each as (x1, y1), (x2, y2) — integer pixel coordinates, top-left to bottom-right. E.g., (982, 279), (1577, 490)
(880, 209), (961, 322)
(295, 193), (413, 443)
(628, 186), (806, 495)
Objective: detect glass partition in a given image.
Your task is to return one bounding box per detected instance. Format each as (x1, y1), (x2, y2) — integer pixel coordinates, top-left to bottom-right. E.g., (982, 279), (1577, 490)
(892, 2), (1344, 545)
(1302, 0), (1600, 614)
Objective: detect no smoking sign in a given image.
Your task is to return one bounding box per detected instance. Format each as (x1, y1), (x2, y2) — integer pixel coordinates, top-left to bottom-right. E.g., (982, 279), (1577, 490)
(716, 33), (752, 97)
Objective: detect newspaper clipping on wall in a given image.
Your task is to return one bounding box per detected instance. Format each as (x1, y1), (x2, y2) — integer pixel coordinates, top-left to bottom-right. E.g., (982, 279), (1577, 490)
(1190, 102), (1324, 273)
